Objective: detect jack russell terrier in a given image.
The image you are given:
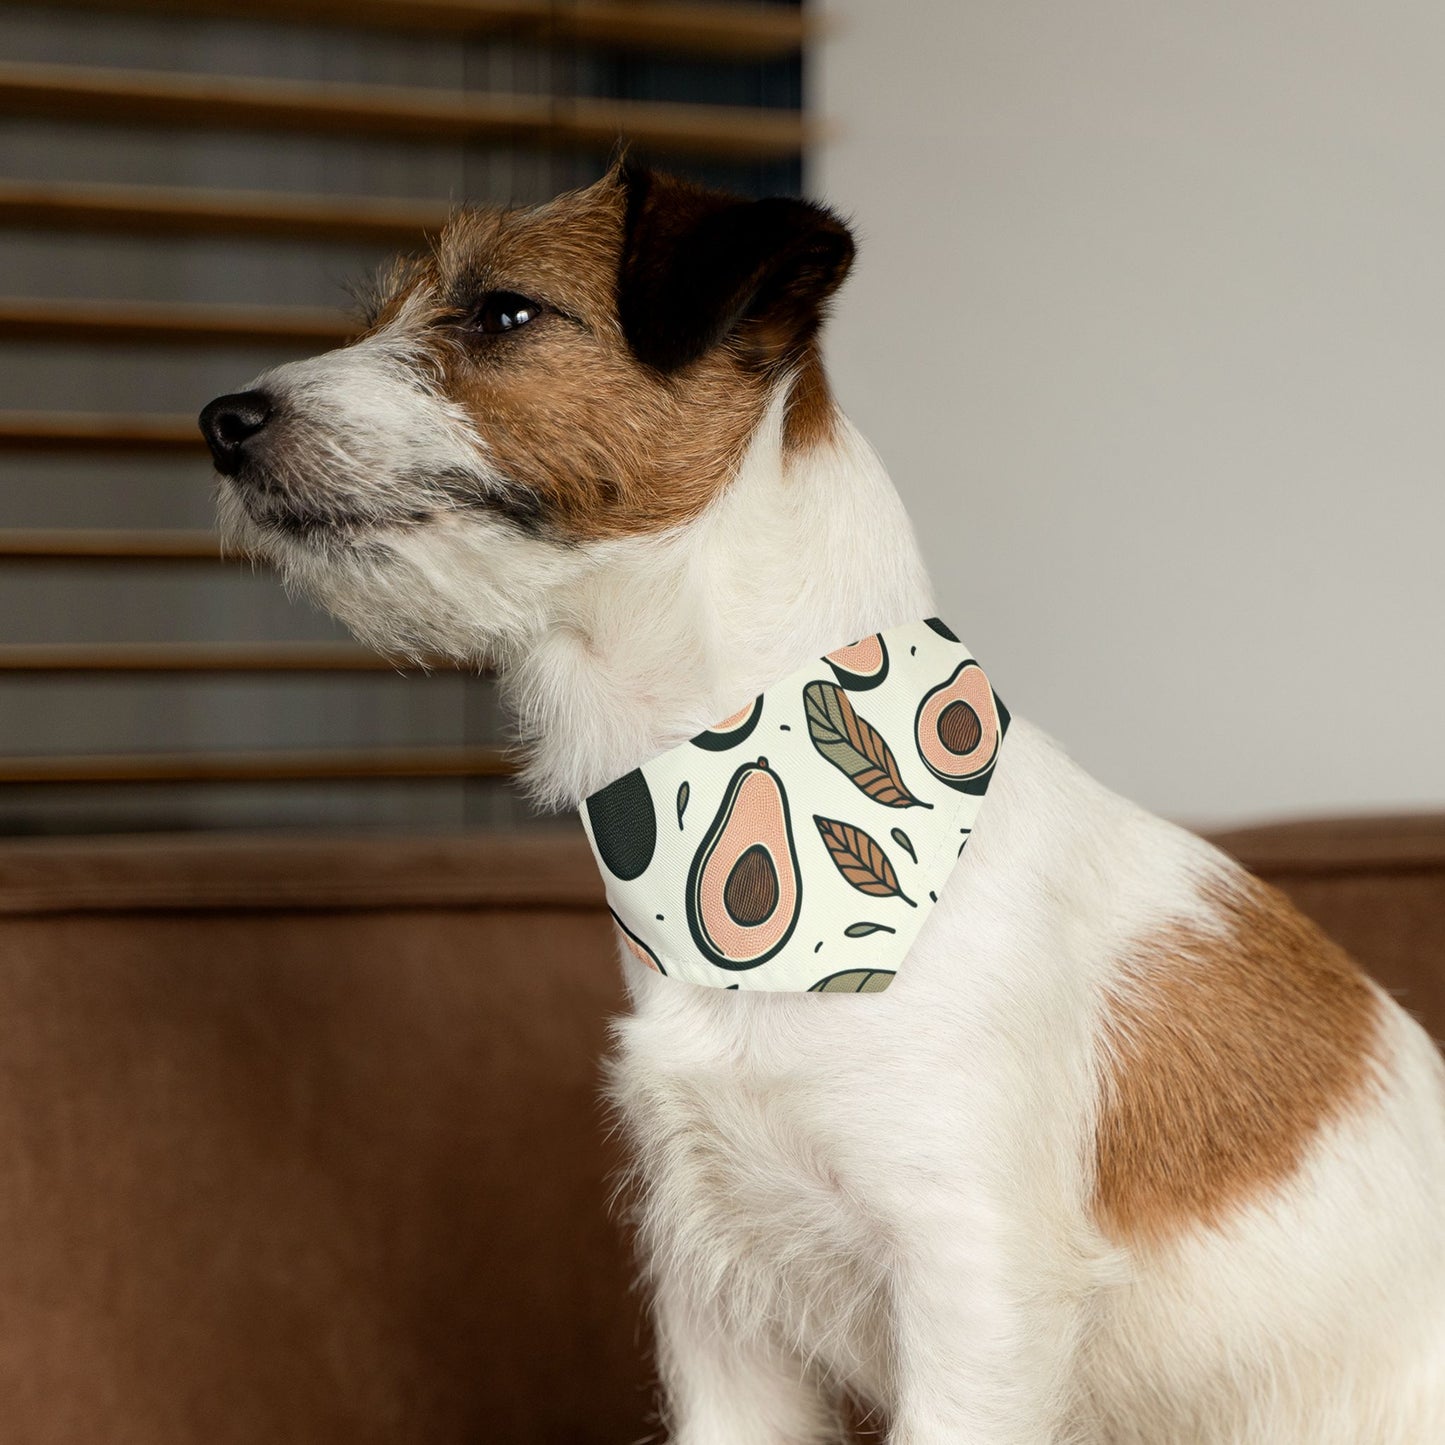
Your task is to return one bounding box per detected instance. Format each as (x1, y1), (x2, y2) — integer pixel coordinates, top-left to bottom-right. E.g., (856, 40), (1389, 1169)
(200, 162), (1445, 1444)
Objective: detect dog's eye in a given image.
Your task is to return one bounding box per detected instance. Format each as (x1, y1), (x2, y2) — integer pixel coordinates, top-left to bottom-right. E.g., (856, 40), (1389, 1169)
(471, 291), (544, 335)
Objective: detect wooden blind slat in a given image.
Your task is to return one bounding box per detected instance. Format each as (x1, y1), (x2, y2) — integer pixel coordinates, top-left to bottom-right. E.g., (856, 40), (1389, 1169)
(0, 643), (417, 673)
(0, 180), (448, 245)
(0, 62), (813, 161)
(0, 410), (205, 447)
(0, 529), (221, 560)
(0, 413), (203, 452)
(0, 745), (513, 784)
(545, 0), (810, 58)
(0, 297), (353, 348)
(29, 0), (810, 59)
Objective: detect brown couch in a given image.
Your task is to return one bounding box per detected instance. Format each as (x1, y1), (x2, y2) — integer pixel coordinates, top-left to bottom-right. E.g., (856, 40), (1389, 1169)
(0, 816), (1440, 1443)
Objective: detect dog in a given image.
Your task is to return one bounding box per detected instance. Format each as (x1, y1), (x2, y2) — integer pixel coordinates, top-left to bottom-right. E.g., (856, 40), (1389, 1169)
(200, 162), (1445, 1443)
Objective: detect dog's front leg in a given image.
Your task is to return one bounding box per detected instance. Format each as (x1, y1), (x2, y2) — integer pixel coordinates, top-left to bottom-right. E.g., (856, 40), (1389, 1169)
(653, 1276), (841, 1445)
(885, 1211), (1090, 1445)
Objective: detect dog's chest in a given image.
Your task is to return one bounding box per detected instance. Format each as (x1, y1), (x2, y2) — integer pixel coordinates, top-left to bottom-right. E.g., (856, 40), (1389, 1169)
(611, 1000), (898, 1385)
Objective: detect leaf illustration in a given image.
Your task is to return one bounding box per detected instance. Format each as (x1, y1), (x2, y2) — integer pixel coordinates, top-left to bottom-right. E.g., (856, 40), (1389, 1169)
(890, 827), (917, 863)
(814, 816), (916, 905)
(802, 680), (931, 809)
(810, 968), (895, 994)
(844, 921), (896, 938)
(676, 780), (690, 829)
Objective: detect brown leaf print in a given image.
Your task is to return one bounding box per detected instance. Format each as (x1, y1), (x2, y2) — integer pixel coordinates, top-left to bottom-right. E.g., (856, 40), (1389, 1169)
(814, 815), (917, 906)
(802, 680), (931, 809)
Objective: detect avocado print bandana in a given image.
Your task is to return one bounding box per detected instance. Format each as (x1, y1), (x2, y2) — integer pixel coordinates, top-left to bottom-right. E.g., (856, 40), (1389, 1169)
(580, 619), (1009, 993)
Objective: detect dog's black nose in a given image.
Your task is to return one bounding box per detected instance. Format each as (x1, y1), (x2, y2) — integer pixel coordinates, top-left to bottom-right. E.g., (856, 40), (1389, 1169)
(199, 390), (273, 475)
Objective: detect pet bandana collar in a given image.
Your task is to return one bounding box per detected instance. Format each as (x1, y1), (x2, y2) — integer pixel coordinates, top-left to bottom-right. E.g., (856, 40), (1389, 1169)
(580, 618), (1009, 993)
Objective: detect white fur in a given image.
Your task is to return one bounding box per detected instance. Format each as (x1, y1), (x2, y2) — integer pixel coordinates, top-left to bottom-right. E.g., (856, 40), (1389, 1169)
(220, 345), (1445, 1444)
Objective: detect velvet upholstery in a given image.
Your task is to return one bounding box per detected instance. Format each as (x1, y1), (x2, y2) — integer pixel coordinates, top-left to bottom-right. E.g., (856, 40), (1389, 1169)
(0, 816), (1439, 1441)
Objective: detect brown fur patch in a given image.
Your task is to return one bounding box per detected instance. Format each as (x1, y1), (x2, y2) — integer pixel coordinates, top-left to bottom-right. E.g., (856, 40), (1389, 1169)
(782, 344), (839, 456)
(1094, 872), (1382, 1246)
(367, 176), (810, 541)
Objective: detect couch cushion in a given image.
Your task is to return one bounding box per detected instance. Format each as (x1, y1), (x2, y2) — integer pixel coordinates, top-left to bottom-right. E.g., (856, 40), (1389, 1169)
(0, 828), (645, 1445)
(0, 815), (1439, 1443)
(1214, 812), (1445, 1043)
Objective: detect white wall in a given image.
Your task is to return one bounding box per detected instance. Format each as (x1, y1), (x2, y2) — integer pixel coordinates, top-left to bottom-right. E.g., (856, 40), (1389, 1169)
(813, 0), (1445, 826)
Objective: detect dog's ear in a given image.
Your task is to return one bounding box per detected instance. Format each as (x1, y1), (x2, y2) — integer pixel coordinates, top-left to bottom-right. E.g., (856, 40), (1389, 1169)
(616, 162), (855, 374)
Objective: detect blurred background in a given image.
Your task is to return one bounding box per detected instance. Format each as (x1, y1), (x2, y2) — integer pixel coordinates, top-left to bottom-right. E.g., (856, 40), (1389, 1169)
(0, 0), (1439, 840)
(0, 0), (801, 836)
(818, 0), (1445, 827)
(2, 0), (1441, 838)
(0, 4), (1441, 1443)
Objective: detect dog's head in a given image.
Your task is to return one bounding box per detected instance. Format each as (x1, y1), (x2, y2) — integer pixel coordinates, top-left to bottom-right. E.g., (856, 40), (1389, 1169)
(200, 164), (854, 662)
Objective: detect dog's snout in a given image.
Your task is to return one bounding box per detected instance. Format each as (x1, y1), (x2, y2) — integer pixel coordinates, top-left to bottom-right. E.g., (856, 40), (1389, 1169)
(199, 390), (274, 476)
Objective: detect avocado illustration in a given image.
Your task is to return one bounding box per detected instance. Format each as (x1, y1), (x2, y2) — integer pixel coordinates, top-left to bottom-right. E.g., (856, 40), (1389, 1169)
(610, 909), (665, 975)
(585, 767), (657, 881)
(825, 634), (889, 691)
(691, 696), (763, 752)
(685, 758), (801, 970)
(914, 660), (1008, 793)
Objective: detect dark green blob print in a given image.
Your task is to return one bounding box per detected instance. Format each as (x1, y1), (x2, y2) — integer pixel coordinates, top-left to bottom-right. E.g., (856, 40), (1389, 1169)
(586, 769), (657, 881)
